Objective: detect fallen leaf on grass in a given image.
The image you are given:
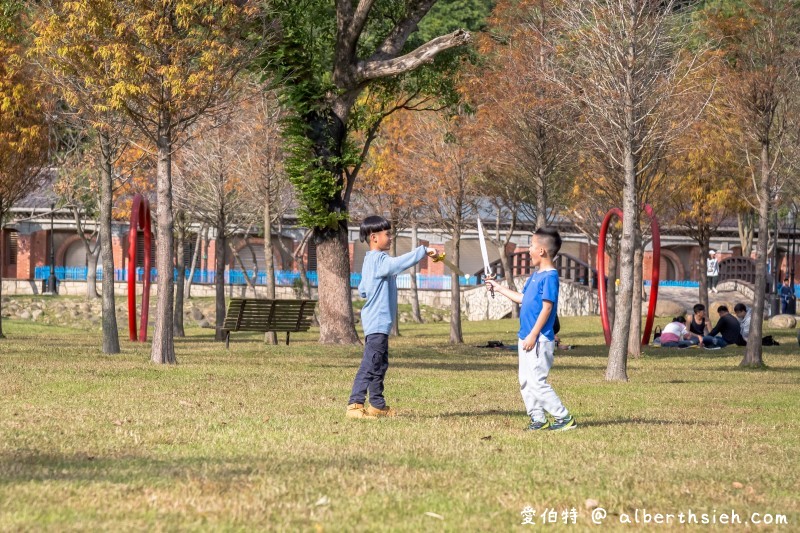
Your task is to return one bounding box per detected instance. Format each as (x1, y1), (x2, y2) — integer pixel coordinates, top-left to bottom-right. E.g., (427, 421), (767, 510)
(481, 435), (492, 441)
(585, 499), (599, 510)
(179, 400), (194, 408)
(425, 512), (444, 520)
(315, 496), (330, 506)
(112, 420), (124, 426)
(732, 482), (744, 489)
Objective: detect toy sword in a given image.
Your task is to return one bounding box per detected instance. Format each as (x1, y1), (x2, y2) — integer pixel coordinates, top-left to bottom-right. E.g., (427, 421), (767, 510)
(430, 251), (467, 277)
(477, 217), (495, 298)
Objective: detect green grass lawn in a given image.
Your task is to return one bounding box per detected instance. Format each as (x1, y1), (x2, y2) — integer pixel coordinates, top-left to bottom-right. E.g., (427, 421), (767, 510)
(0, 316), (798, 531)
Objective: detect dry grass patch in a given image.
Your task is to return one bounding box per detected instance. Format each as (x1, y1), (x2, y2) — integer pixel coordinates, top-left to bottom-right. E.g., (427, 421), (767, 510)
(0, 316), (798, 530)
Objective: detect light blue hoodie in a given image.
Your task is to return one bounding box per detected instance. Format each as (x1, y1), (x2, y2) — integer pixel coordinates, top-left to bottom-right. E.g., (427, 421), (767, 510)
(359, 246), (427, 336)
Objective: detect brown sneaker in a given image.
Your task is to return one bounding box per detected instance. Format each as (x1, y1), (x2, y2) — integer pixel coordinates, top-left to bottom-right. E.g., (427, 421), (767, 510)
(365, 405), (397, 418)
(346, 403), (376, 419)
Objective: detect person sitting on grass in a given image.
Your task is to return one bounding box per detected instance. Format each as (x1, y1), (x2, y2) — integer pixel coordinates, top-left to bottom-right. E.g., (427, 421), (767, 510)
(486, 227), (576, 432)
(734, 303), (751, 344)
(659, 316), (703, 348)
(688, 304), (710, 338)
(705, 305), (746, 348)
(346, 215), (438, 420)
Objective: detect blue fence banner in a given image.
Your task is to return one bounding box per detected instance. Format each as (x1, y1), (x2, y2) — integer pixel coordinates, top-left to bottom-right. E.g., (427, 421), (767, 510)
(33, 266), (484, 290)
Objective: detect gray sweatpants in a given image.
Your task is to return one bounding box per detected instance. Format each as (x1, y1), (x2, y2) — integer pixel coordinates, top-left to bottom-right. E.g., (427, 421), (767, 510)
(518, 338), (568, 422)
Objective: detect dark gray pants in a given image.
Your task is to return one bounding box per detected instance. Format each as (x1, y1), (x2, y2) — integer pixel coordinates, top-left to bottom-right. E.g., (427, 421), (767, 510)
(348, 333), (389, 409)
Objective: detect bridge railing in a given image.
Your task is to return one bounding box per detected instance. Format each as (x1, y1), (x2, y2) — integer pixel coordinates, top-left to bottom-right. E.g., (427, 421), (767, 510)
(474, 252), (598, 289)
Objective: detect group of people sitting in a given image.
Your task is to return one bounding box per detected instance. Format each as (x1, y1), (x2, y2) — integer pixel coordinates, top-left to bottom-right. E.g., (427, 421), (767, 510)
(656, 303), (751, 349)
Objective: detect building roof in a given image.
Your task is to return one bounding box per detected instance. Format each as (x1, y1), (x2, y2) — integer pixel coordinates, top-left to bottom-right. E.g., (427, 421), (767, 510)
(12, 168), (59, 210)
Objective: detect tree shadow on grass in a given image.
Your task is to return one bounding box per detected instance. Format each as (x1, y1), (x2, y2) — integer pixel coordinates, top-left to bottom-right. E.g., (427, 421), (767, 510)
(428, 409), (521, 418)
(424, 412), (681, 428)
(579, 418), (680, 428)
(0, 450), (382, 486)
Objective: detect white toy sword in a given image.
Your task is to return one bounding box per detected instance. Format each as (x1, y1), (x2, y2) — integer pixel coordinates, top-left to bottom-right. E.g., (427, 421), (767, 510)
(477, 217), (495, 298)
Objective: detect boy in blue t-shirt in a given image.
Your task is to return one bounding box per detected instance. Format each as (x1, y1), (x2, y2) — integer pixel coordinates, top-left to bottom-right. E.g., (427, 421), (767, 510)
(486, 227), (576, 431)
(346, 216), (437, 419)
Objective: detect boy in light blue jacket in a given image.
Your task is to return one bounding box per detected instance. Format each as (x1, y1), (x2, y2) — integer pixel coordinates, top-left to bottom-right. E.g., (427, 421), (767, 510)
(346, 216), (437, 419)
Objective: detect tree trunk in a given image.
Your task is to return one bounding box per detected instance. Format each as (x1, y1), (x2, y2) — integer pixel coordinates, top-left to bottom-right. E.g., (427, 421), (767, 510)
(741, 143), (769, 368)
(290, 230), (318, 327)
(150, 133), (177, 364)
(606, 133), (637, 381)
(316, 225), (359, 344)
(607, 231), (619, 333)
(738, 210), (755, 257)
(173, 210), (186, 337)
(498, 244), (519, 318)
(535, 181), (547, 229)
(409, 223), (422, 323)
(390, 228), (400, 337)
(186, 226), (203, 299)
(214, 218), (227, 341)
(86, 244), (100, 300)
(0, 198), (5, 339)
(698, 236), (709, 314)
(98, 133), (119, 354)
(230, 241), (257, 295)
(628, 230), (643, 358)
(264, 196), (277, 345)
(449, 230), (463, 344)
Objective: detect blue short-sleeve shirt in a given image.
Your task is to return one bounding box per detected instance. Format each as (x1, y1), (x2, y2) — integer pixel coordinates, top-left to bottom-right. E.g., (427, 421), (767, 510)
(519, 268), (559, 341)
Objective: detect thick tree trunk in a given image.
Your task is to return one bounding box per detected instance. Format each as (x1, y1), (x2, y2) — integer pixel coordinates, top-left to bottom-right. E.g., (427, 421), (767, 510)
(173, 210), (186, 337)
(741, 143), (769, 368)
(150, 133), (177, 364)
(606, 140), (637, 381)
(409, 223), (422, 323)
(264, 197), (277, 345)
(86, 245), (100, 300)
(214, 219), (227, 341)
(628, 231), (643, 358)
(98, 134), (119, 354)
(450, 230), (463, 344)
(316, 225), (359, 344)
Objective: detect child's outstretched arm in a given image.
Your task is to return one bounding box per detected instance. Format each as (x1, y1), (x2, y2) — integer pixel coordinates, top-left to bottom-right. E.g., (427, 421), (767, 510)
(375, 246), (436, 278)
(485, 279), (523, 304)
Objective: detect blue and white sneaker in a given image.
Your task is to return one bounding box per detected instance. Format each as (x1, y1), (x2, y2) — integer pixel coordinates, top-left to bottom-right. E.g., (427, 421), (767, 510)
(549, 414), (577, 431)
(525, 418), (550, 431)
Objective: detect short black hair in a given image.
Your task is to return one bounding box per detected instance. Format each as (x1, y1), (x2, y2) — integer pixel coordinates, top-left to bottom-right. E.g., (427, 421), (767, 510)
(734, 303), (747, 313)
(533, 226), (562, 258)
(784, 278), (790, 282)
(673, 316), (686, 323)
(693, 304), (705, 313)
(717, 305), (729, 314)
(360, 216), (391, 243)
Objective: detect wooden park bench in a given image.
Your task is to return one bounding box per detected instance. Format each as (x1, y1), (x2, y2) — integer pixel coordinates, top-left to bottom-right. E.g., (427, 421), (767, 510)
(220, 298), (317, 347)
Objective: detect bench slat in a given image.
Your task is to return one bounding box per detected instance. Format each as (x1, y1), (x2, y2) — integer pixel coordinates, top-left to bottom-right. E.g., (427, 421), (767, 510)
(222, 299), (317, 343)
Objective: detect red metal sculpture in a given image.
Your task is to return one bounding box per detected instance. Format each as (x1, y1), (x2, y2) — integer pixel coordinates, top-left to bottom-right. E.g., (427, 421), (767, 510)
(597, 205), (661, 346)
(128, 194), (152, 342)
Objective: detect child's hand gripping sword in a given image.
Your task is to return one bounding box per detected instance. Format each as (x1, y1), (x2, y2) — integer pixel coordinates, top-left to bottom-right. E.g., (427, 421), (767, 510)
(477, 217), (495, 298)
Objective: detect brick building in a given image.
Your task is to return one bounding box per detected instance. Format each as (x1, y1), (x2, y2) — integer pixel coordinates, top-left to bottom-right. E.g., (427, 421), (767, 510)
(4, 177), (800, 288)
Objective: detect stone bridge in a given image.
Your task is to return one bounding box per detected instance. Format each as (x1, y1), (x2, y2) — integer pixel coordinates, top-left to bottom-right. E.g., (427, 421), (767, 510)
(462, 276), (599, 321)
